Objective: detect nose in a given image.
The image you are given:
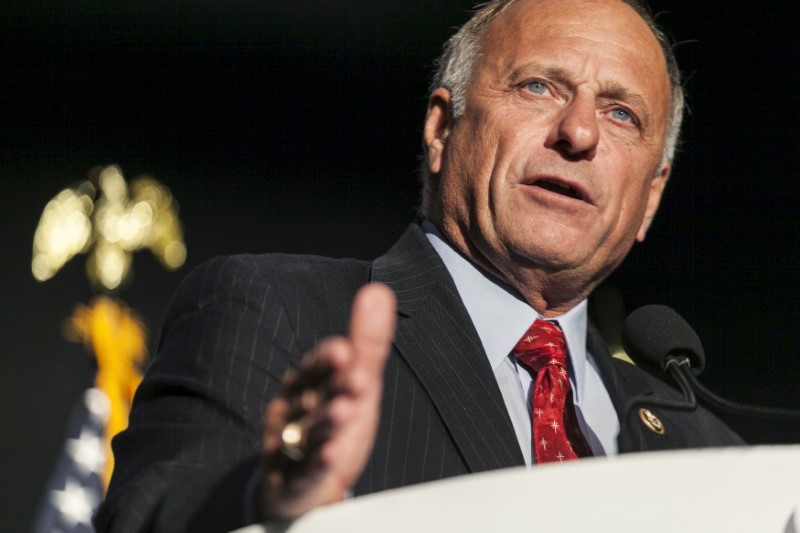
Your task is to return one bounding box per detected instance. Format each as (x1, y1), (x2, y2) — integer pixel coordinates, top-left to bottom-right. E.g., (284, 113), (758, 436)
(546, 93), (599, 160)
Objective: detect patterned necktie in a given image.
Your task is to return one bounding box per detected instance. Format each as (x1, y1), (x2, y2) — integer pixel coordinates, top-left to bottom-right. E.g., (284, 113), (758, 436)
(512, 319), (593, 463)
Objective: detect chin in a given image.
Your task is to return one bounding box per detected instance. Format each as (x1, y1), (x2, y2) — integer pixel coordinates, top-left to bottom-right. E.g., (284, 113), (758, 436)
(507, 241), (587, 272)
(509, 226), (587, 259)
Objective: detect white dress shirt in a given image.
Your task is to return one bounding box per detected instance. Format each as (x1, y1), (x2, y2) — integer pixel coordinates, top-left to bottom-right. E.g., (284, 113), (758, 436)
(423, 222), (619, 464)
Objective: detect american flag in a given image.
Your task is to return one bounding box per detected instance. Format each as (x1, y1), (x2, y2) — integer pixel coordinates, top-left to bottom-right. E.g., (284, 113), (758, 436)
(34, 388), (110, 533)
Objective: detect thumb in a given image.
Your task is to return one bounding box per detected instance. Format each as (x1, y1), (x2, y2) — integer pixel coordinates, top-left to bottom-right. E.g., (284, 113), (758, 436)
(348, 283), (396, 375)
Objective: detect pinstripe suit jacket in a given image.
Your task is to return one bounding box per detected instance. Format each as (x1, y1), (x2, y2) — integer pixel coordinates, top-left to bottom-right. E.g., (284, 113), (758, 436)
(96, 223), (742, 532)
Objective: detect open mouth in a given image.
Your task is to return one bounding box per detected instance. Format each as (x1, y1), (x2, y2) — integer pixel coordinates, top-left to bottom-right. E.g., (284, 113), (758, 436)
(532, 179), (583, 200)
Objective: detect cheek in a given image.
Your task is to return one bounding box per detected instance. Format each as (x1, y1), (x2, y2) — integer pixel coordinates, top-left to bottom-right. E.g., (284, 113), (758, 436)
(443, 104), (525, 222)
(448, 127), (499, 195)
(613, 175), (656, 238)
(438, 146), (480, 223)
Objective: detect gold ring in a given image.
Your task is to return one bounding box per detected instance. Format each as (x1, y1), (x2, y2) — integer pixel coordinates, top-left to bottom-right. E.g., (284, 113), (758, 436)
(280, 422), (305, 461)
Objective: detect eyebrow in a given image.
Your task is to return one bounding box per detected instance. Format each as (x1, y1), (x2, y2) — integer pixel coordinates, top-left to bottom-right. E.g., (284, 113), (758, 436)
(601, 80), (649, 115)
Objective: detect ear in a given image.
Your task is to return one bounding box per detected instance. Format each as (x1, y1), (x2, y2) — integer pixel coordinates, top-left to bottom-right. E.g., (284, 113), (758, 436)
(636, 163), (671, 242)
(423, 88), (453, 174)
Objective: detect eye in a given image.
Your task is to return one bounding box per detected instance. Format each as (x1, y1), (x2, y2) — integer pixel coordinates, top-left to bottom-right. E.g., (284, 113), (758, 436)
(526, 81), (548, 95)
(610, 108), (633, 123)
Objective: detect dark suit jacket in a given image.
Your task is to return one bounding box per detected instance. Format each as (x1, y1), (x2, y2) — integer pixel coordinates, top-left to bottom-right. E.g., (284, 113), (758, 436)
(95, 224), (743, 532)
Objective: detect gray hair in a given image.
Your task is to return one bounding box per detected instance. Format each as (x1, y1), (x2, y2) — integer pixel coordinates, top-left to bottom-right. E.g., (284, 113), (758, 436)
(420, 0), (684, 215)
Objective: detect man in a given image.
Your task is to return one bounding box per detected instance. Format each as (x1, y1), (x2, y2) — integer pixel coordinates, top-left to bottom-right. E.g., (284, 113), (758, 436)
(96, 0), (743, 530)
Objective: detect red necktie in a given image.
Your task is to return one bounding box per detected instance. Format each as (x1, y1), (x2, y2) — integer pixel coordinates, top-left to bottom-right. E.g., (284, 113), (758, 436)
(512, 319), (592, 463)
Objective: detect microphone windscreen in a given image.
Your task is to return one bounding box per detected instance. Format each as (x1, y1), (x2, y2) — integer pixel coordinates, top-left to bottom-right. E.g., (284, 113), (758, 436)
(622, 304), (705, 376)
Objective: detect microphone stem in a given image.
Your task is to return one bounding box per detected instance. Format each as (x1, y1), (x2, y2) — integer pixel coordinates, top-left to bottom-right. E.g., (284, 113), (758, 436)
(677, 366), (800, 422)
(665, 358), (697, 407)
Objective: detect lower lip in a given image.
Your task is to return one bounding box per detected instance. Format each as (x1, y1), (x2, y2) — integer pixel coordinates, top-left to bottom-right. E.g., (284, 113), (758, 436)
(522, 183), (588, 207)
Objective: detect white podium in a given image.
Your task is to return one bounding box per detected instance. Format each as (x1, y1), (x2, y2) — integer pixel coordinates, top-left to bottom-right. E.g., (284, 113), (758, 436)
(241, 446), (800, 533)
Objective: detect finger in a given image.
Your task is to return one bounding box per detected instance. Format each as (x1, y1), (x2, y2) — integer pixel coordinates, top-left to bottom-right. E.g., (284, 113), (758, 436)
(263, 398), (291, 455)
(348, 283), (396, 377)
(263, 395), (331, 474)
(279, 337), (350, 400)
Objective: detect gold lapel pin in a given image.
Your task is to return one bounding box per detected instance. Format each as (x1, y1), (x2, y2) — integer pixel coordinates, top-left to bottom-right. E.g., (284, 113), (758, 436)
(638, 408), (665, 435)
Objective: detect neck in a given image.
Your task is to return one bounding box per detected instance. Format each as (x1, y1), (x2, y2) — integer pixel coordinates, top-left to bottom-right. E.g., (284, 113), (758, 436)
(428, 218), (597, 318)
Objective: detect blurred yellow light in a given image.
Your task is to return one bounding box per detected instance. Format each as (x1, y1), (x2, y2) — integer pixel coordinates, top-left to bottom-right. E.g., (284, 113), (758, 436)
(95, 243), (129, 290)
(31, 189), (93, 281)
(32, 254), (55, 281)
(33, 165), (186, 290)
(131, 201), (154, 225)
(163, 241), (187, 269)
(99, 166), (126, 202)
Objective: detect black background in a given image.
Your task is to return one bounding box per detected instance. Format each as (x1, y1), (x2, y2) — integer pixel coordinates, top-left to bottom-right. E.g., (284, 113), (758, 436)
(1, 1), (798, 529)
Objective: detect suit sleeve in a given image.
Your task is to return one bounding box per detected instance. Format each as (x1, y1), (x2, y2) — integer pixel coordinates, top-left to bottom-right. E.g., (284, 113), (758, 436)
(95, 255), (305, 532)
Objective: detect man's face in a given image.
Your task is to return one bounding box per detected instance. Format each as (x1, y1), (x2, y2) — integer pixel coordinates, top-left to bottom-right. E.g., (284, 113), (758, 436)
(425, 0), (671, 310)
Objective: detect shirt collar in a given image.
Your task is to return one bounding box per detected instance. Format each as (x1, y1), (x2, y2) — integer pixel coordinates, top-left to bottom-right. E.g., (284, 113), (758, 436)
(422, 221), (589, 401)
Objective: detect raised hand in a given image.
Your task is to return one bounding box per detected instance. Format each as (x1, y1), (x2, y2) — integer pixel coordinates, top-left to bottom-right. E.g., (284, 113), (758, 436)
(260, 283), (396, 520)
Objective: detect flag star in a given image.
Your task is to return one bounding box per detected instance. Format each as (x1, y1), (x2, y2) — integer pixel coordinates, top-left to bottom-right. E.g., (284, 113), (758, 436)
(66, 428), (106, 477)
(534, 408), (544, 419)
(544, 342), (558, 349)
(83, 388), (111, 425)
(549, 358), (560, 366)
(550, 420), (560, 432)
(558, 368), (568, 379)
(524, 336), (534, 343)
(548, 392), (555, 403)
(539, 437), (548, 450)
(50, 479), (97, 527)
(556, 451), (565, 462)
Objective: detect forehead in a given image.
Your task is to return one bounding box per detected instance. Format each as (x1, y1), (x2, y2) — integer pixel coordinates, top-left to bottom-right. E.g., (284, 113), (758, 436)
(478, 0), (670, 114)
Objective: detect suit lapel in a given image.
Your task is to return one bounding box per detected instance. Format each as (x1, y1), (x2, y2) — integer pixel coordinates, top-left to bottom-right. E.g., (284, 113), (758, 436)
(372, 225), (524, 472)
(587, 321), (669, 451)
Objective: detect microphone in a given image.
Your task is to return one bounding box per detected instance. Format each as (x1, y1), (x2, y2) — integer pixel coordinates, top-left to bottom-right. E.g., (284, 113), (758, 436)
(616, 305), (700, 452)
(621, 304), (704, 377)
(621, 304), (800, 427)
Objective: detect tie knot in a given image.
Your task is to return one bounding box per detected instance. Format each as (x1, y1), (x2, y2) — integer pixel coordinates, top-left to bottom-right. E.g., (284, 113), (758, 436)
(512, 319), (568, 372)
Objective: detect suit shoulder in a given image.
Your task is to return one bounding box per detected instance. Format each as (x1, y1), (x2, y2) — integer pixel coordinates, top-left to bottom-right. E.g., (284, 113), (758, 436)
(176, 252), (371, 299)
(162, 252), (372, 346)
